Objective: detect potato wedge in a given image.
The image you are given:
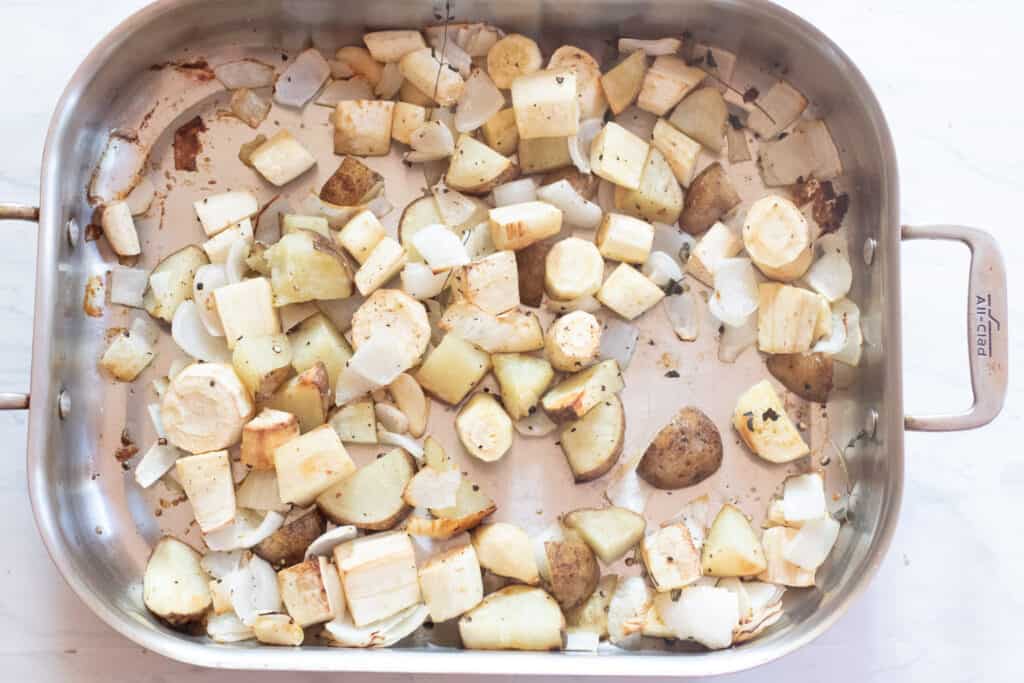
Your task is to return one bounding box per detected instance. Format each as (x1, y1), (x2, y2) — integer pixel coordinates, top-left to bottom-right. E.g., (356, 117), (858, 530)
(363, 30), (427, 63)
(253, 508), (325, 568)
(488, 200), (562, 252)
(641, 522), (702, 591)
(559, 394), (625, 482)
(456, 393), (513, 462)
(143, 537), (211, 627)
(514, 239), (552, 307)
(241, 407), (300, 471)
(596, 263), (665, 320)
(517, 136), (572, 175)
(320, 157), (383, 207)
(701, 504), (767, 577)
(316, 448), (416, 530)
(266, 362), (331, 433)
(143, 245), (209, 323)
(732, 379), (809, 463)
(452, 250), (520, 315)
(447, 134), (515, 194)
(600, 50), (647, 115)
(481, 108), (519, 156)
(459, 585), (564, 651)
(472, 523), (540, 584)
(354, 236), (407, 296)
(418, 544), (484, 622)
(678, 162), (741, 235)
(545, 531), (600, 610)
(249, 130), (317, 186)
(288, 313), (352, 393)
(491, 353), (554, 420)
(651, 118), (701, 187)
(637, 406), (723, 489)
(545, 310), (601, 372)
(613, 147), (683, 225)
(565, 574), (617, 637)
(213, 277), (281, 350)
(415, 333), (492, 404)
(267, 230), (354, 305)
(512, 69), (579, 139)
(274, 424), (356, 506)
(638, 56), (705, 116)
(333, 100), (395, 156)
(542, 359), (624, 422)
(439, 303), (545, 354)
(328, 398), (378, 444)
(669, 87), (727, 153)
(765, 352), (833, 403)
(232, 334), (292, 401)
(430, 478), (497, 531)
(589, 122), (649, 190)
(563, 507), (646, 564)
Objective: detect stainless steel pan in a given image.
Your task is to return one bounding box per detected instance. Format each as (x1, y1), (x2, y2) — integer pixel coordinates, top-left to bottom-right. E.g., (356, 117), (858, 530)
(2, 0), (1007, 676)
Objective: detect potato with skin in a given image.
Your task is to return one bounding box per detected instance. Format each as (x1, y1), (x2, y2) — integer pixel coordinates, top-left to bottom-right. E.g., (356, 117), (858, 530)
(143, 537), (211, 627)
(766, 353), (833, 403)
(143, 245), (209, 323)
(316, 448), (416, 530)
(542, 359), (624, 422)
(545, 310), (602, 372)
(320, 156), (383, 206)
(459, 586), (564, 651)
(545, 531), (600, 610)
(669, 87), (727, 153)
(613, 147), (684, 225)
(447, 135), (516, 195)
(266, 362), (331, 433)
(702, 504), (767, 577)
(678, 162), (741, 235)
(481, 108), (519, 156)
(472, 523), (540, 584)
(518, 136), (572, 175)
(253, 508), (326, 567)
(492, 353), (554, 420)
(559, 394), (625, 482)
(637, 406), (723, 490)
(565, 574), (617, 637)
(601, 50), (647, 115)
(241, 408), (300, 470)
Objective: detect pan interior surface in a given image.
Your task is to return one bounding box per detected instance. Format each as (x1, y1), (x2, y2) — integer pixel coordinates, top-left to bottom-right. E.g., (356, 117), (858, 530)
(29, 0), (901, 675)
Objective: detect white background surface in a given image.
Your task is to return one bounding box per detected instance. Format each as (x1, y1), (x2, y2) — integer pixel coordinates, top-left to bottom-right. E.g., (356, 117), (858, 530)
(0, 1), (1020, 681)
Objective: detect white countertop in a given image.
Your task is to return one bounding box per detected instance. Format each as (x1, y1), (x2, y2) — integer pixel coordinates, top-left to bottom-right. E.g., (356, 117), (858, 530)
(0, 1), (1019, 681)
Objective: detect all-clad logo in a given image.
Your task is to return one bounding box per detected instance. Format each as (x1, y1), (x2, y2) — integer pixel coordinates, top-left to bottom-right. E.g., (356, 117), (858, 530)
(975, 294), (1000, 358)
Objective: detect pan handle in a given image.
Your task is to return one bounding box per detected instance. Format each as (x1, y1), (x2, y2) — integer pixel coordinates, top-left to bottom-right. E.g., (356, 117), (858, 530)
(901, 225), (1007, 431)
(0, 202), (38, 411)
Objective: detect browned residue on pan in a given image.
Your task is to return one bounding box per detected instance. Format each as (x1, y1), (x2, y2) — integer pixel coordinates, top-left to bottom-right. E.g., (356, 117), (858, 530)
(83, 275), (104, 318)
(173, 115), (207, 172)
(149, 58), (215, 82)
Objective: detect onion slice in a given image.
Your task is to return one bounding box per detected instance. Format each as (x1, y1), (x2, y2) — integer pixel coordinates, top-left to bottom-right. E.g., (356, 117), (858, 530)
(226, 553), (281, 625)
(323, 603), (429, 648)
(806, 250), (852, 302)
(568, 118), (604, 174)
(203, 510), (286, 552)
(375, 62), (403, 98)
(304, 525), (359, 560)
(427, 33), (472, 77)
(664, 288), (700, 341)
(812, 308), (848, 355)
(215, 59), (276, 89)
(207, 612), (255, 643)
(642, 251), (683, 288)
(401, 262), (448, 300)
(718, 312), (758, 363)
(201, 550), (244, 579)
(110, 265), (149, 308)
(125, 177), (155, 216)
(134, 443), (183, 489)
(513, 411), (558, 438)
(830, 298), (863, 366)
(782, 515), (840, 570)
(316, 77), (374, 106)
(655, 586), (739, 650)
(536, 179), (602, 230)
(708, 258), (759, 327)
(781, 473), (827, 523)
(455, 69), (504, 133)
(274, 48), (330, 107)
(604, 454), (653, 514)
(599, 318), (640, 370)
(171, 300), (230, 361)
(225, 239), (250, 284)
(192, 265), (229, 338)
(406, 121), (455, 163)
(377, 427), (424, 462)
(492, 178), (538, 207)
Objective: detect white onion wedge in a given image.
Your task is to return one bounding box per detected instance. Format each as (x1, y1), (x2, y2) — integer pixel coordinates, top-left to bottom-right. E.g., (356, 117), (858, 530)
(565, 629), (600, 652)
(89, 134), (146, 205)
(664, 289), (700, 341)
(604, 454), (653, 514)
(831, 298), (863, 366)
(226, 553), (281, 625)
(513, 411), (558, 438)
(375, 62), (403, 98)
(203, 510), (286, 552)
(110, 265), (149, 308)
(377, 426), (424, 462)
(279, 302), (318, 332)
(642, 251), (683, 288)
(530, 522), (565, 584)
(654, 586), (739, 650)
(367, 195), (394, 219)
(599, 318), (640, 370)
(427, 33), (472, 78)
(536, 179), (602, 230)
(411, 224), (470, 272)
(607, 576), (653, 646)
(455, 69), (504, 133)
(743, 582), (785, 615)
(708, 257), (759, 327)
(215, 59), (276, 89)
(192, 265), (228, 337)
(718, 313), (758, 363)
(568, 118), (604, 174)
(274, 48), (331, 107)
(783, 515), (839, 571)
(304, 525), (359, 560)
(492, 178), (538, 207)
(171, 300), (230, 361)
(463, 221), (496, 260)
(401, 262), (449, 300)
(323, 603), (429, 648)
(207, 612), (255, 643)
(201, 550), (244, 579)
(225, 238), (250, 284)
(781, 473), (827, 524)
(147, 402), (165, 437)
(806, 250), (852, 302)
(316, 77), (374, 106)
(432, 181), (478, 226)
(651, 223), (696, 266)
(134, 443), (183, 489)
(406, 121), (455, 162)
(812, 308), (848, 355)
(619, 37), (683, 56)
(674, 495), (709, 552)
(125, 177), (155, 216)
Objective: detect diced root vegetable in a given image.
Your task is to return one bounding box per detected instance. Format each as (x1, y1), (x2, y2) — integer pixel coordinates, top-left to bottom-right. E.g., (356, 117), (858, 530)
(274, 48), (331, 107)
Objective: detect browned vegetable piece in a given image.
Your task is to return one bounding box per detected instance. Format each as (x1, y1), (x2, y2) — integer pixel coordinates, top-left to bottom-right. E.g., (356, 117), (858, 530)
(252, 508), (327, 568)
(637, 407), (722, 490)
(515, 240), (554, 307)
(678, 162), (741, 235)
(545, 532), (600, 610)
(320, 156), (384, 205)
(540, 167), (599, 200)
(765, 352), (833, 403)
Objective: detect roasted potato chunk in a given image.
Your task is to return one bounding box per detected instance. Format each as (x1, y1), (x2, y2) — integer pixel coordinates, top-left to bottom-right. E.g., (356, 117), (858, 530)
(320, 156), (383, 205)
(316, 448), (416, 530)
(678, 162), (741, 235)
(545, 531), (600, 610)
(766, 353), (833, 403)
(559, 394), (625, 482)
(637, 407), (723, 489)
(253, 508), (326, 567)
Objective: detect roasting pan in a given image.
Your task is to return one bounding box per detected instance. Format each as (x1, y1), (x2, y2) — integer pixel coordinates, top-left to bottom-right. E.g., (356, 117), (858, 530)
(1, 0), (1007, 676)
